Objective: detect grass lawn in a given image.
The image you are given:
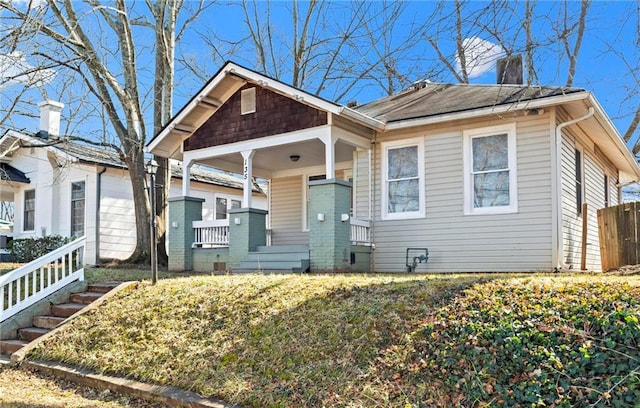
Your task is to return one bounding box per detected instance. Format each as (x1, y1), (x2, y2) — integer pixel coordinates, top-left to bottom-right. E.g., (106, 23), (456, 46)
(21, 273), (640, 407)
(0, 366), (165, 407)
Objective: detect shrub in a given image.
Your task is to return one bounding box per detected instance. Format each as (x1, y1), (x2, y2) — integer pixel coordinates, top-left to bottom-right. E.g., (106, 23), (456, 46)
(8, 235), (72, 262)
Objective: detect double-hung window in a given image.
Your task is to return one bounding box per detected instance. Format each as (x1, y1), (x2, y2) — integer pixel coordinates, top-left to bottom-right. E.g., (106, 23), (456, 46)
(215, 197), (242, 220)
(381, 138), (425, 220)
(23, 189), (35, 231)
(70, 181), (85, 237)
(463, 124), (517, 215)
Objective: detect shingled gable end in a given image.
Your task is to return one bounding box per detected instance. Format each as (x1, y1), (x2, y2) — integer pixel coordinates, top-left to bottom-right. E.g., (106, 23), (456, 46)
(185, 84), (328, 151)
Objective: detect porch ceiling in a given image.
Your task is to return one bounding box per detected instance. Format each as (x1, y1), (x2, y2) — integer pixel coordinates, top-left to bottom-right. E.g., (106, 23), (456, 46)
(196, 138), (357, 177)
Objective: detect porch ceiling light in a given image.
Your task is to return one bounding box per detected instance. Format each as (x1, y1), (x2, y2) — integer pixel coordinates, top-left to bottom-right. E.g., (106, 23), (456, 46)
(289, 154), (301, 162)
(146, 158), (158, 175)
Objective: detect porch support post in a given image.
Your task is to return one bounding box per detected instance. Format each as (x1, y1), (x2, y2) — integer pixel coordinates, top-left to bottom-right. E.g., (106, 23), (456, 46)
(181, 158), (194, 197)
(168, 196), (204, 271)
(228, 208), (268, 269)
(241, 150), (255, 208)
(308, 179), (352, 272)
(320, 134), (337, 179)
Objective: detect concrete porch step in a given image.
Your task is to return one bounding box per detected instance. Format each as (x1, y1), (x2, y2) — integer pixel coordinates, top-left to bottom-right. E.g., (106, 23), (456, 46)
(246, 251), (309, 262)
(50, 302), (87, 318)
(33, 315), (66, 329)
(18, 327), (50, 342)
(69, 291), (104, 304)
(0, 339), (27, 355)
(87, 282), (121, 293)
(255, 245), (309, 253)
(236, 259), (310, 273)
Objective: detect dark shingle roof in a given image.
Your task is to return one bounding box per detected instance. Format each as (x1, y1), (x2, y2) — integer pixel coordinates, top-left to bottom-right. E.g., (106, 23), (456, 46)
(354, 83), (585, 123)
(0, 163), (30, 183)
(31, 136), (263, 193)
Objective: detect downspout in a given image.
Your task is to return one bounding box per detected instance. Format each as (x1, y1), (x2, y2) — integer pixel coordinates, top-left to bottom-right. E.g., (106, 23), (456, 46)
(554, 107), (594, 270)
(369, 133), (377, 272)
(95, 166), (107, 264)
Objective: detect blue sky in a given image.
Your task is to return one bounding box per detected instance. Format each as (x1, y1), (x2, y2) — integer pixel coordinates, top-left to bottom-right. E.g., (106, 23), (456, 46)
(2, 1), (640, 149)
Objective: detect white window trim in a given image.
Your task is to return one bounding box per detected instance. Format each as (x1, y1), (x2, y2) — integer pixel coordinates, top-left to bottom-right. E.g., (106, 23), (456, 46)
(70, 180), (86, 237)
(381, 137), (425, 220)
(214, 193), (244, 220)
(463, 123), (518, 215)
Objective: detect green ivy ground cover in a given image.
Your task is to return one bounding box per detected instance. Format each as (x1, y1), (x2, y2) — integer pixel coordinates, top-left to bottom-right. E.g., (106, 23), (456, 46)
(28, 274), (640, 407)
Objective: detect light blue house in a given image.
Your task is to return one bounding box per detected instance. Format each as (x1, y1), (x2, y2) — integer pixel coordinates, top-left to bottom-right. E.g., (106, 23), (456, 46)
(147, 61), (640, 273)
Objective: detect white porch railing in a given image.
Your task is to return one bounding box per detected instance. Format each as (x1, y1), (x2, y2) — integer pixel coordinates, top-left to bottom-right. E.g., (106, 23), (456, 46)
(193, 219), (370, 246)
(193, 219), (230, 247)
(0, 236), (85, 322)
(350, 218), (371, 245)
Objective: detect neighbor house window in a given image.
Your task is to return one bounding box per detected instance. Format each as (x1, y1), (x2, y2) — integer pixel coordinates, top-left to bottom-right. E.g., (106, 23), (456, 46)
(231, 199), (241, 210)
(381, 138), (425, 220)
(70, 181), (85, 237)
(463, 124), (517, 215)
(575, 148), (583, 215)
(23, 189), (35, 231)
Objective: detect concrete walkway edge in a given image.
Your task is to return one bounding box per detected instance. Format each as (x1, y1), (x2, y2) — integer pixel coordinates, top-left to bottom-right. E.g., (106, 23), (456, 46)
(23, 359), (240, 408)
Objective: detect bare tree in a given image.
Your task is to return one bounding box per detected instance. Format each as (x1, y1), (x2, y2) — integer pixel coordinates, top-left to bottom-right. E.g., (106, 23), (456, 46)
(0, 0), (207, 264)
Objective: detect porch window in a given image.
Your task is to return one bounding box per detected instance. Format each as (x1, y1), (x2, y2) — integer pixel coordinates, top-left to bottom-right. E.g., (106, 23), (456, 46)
(215, 197), (228, 219)
(70, 181), (85, 237)
(381, 138), (425, 220)
(463, 124), (517, 215)
(23, 189), (35, 231)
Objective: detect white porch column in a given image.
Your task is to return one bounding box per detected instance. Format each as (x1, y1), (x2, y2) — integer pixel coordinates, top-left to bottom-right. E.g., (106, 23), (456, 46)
(320, 134), (338, 179)
(241, 150), (255, 207)
(181, 159), (194, 196)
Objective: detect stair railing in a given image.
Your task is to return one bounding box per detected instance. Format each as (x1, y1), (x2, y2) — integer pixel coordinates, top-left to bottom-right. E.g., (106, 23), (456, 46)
(0, 236), (85, 322)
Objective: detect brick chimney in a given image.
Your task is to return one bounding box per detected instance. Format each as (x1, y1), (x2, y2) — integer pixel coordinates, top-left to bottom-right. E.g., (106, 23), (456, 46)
(38, 100), (64, 138)
(496, 55), (523, 85)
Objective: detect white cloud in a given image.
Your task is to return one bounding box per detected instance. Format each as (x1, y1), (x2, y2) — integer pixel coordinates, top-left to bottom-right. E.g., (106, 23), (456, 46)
(455, 37), (505, 79)
(0, 51), (56, 88)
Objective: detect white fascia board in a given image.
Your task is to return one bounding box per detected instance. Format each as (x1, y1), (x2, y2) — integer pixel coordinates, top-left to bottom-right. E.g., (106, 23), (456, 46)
(226, 63), (384, 131)
(586, 94), (640, 180)
(384, 91), (591, 131)
(183, 125), (332, 163)
(4, 130), (77, 163)
(147, 68), (246, 154)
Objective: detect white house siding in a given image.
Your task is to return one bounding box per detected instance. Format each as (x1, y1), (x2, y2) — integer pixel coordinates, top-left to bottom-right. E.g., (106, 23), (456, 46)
(269, 175), (308, 245)
(370, 114), (554, 273)
(99, 169), (136, 261)
(559, 111), (620, 271)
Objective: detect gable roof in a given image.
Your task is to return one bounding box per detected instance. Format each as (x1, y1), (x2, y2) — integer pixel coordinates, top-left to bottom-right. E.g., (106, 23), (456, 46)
(355, 83), (586, 124)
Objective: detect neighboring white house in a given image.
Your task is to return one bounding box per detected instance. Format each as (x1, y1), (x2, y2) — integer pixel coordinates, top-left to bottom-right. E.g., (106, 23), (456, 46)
(0, 101), (267, 264)
(148, 61), (640, 273)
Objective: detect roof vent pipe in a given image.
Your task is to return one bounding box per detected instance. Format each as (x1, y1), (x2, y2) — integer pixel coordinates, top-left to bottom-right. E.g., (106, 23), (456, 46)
(38, 100), (64, 137)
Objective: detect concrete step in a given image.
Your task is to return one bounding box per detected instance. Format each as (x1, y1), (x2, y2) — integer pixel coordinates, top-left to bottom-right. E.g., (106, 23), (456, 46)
(87, 282), (121, 293)
(51, 303), (85, 318)
(255, 245), (309, 253)
(18, 327), (50, 342)
(69, 291), (103, 304)
(236, 259), (310, 273)
(246, 252), (309, 262)
(0, 339), (27, 355)
(33, 315), (66, 329)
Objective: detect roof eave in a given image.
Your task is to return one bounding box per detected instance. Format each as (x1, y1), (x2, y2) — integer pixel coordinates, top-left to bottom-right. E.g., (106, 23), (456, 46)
(384, 91), (591, 130)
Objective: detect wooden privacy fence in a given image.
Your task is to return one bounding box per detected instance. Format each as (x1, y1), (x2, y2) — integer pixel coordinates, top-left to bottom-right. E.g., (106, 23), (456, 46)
(597, 202), (640, 270)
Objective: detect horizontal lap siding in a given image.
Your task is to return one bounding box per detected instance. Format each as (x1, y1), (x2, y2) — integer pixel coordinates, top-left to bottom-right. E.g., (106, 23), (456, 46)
(372, 115), (553, 273)
(354, 150), (370, 219)
(100, 172), (136, 260)
(270, 176), (308, 245)
(560, 115), (619, 271)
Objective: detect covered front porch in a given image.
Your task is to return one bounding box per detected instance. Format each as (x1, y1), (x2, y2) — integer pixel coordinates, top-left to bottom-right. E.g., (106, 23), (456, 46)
(168, 126), (375, 273)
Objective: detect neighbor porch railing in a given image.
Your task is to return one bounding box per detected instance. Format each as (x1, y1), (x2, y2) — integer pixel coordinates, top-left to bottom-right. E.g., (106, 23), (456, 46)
(0, 236), (85, 322)
(350, 218), (371, 245)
